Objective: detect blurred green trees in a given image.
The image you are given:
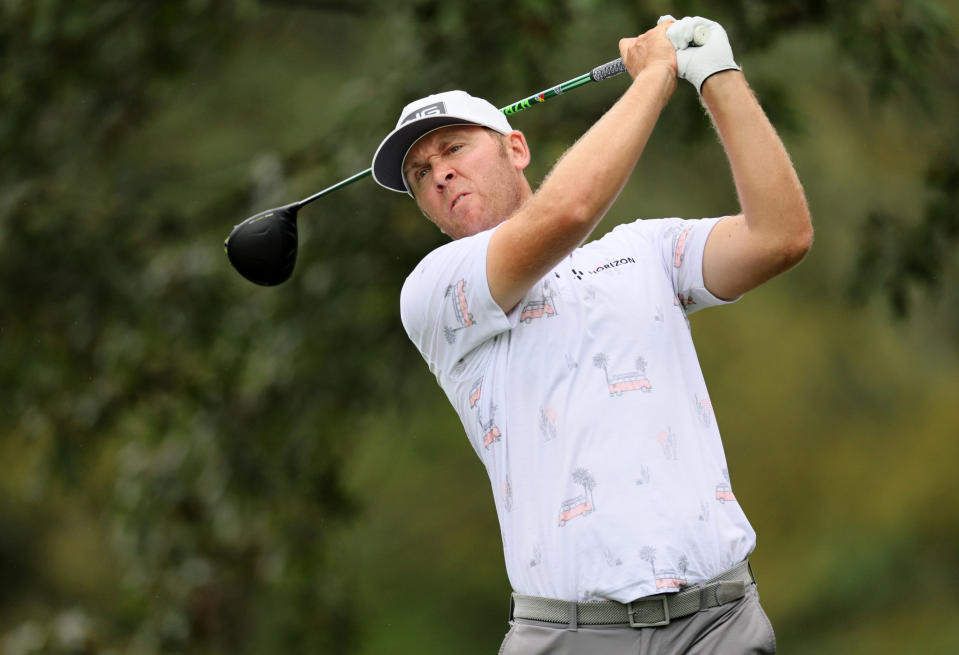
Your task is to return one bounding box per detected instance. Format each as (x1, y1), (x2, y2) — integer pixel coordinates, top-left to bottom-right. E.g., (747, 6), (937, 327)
(1, 1), (958, 653)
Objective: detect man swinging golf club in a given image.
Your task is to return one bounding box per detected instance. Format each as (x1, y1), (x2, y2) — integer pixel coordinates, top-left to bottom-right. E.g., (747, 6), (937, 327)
(372, 15), (811, 654)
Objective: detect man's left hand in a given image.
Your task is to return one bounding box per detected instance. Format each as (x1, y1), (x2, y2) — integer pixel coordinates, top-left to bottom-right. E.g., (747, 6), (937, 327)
(658, 15), (741, 94)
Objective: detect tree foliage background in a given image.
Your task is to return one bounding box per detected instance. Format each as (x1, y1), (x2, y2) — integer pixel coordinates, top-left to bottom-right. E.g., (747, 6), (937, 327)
(2, 0), (958, 653)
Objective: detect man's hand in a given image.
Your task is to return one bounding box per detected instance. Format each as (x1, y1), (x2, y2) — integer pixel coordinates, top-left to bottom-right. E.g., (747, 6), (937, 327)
(658, 15), (740, 94)
(486, 27), (677, 314)
(618, 21), (678, 81)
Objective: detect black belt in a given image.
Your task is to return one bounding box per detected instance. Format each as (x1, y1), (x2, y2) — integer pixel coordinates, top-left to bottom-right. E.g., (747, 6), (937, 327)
(510, 559), (755, 629)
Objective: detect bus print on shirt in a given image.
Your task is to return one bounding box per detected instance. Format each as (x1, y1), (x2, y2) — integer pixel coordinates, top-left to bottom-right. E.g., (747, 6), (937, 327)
(469, 376), (502, 450)
(558, 468), (597, 527)
(469, 378), (483, 408)
(640, 547), (690, 592)
(479, 404), (501, 449)
(443, 279), (474, 344)
(716, 467), (737, 504)
(672, 225), (693, 268)
(593, 353), (653, 396)
(519, 279), (559, 324)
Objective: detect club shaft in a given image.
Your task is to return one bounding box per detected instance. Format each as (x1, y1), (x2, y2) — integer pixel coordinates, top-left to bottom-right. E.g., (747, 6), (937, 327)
(292, 57), (628, 209)
(294, 167), (374, 209)
(500, 57), (626, 116)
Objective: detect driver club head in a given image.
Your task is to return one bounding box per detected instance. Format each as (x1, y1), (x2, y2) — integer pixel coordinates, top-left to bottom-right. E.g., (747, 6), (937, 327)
(224, 56), (643, 287)
(225, 203), (299, 286)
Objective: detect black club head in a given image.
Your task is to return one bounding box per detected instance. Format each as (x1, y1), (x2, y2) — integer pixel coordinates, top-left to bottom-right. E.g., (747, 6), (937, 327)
(225, 204), (299, 286)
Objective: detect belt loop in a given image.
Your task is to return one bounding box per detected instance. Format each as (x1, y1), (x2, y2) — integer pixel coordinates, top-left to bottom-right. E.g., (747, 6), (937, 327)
(567, 600), (579, 632)
(508, 593), (516, 623)
(747, 559), (757, 585)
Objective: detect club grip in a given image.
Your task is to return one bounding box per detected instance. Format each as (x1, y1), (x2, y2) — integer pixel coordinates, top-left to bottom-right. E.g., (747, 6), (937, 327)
(693, 25), (710, 46)
(590, 58), (627, 82)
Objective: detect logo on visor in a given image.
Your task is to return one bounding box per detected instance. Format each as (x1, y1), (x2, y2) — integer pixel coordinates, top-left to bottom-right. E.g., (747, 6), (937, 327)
(401, 101), (447, 124)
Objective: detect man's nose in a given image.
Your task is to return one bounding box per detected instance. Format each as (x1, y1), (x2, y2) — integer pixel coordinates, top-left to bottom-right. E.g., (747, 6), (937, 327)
(431, 162), (455, 187)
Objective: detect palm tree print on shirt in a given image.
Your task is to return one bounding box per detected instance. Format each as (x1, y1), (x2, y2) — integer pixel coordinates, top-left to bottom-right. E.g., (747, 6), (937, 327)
(635, 465), (651, 486)
(641, 545), (688, 590)
(519, 279), (559, 324)
(479, 403), (501, 449)
(539, 406), (558, 441)
(657, 427), (679, 460)
(468, 377), (501, 450)
(593, 353), (652, 396)
(694, 393), (713, 428)
(672, 225), (693, 268)
(604, 548), (623, 567)
(529, 545), (542, 568)
(640, 545), (657, 577)
(558, 468), (596, 527)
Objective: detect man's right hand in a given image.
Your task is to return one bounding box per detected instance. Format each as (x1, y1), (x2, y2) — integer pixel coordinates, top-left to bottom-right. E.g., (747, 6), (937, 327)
(486, 27), (677, 314)
(618, 21), (678, 81)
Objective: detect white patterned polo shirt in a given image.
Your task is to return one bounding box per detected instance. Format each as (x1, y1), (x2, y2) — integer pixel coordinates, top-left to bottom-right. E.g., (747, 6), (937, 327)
(400, 216), (755, 603)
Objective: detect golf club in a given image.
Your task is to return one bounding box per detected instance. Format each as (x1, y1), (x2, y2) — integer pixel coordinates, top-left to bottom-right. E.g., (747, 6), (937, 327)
(225, 26), (710, 286)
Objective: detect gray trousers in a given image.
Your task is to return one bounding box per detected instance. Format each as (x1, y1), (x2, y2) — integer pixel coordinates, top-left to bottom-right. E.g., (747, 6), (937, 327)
(498, 584), (776, 654)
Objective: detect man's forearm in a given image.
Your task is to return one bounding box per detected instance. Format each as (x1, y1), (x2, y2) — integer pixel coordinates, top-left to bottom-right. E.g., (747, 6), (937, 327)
(487, 63), (676, 313)
(530, 64), (676, 236)
(702, 71), (812, 252)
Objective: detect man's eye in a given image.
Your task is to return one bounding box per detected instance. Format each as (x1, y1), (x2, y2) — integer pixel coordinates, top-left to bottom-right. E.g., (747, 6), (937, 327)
(449, 145), (462, 153)
(416, 167), (429, 180)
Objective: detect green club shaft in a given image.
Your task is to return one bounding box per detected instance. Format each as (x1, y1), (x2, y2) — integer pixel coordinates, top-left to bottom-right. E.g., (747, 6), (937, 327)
(293, 56), (628, 207)
(294, 167), (375, 209)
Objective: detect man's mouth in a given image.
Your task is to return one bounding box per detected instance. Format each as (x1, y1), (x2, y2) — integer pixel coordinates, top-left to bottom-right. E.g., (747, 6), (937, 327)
(450, 192), (469, 212)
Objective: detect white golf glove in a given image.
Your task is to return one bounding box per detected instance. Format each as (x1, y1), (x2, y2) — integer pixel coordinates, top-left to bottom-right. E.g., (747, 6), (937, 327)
(658, 15), (740, 94)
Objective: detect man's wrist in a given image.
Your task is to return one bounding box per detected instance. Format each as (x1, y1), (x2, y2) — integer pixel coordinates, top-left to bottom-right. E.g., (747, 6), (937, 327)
(642, 61), (677, 79)
(700, 69), (746, 103)
(638, 62), (678, 97)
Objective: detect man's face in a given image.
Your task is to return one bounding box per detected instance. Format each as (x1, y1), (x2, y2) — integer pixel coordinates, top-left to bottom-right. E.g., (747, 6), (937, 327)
(403, 125), (530, 239)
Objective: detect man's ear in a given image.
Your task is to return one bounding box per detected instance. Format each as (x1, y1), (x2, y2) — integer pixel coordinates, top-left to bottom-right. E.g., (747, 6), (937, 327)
(505, 131), (531, 171)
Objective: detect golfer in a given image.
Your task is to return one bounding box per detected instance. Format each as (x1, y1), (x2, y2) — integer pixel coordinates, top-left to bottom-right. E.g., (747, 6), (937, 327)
(372, 16), (810, 654)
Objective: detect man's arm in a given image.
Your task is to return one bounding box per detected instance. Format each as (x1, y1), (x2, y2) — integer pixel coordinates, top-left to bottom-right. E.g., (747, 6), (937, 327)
(487, 22), (678, 314)
(700, 71), (813, 300)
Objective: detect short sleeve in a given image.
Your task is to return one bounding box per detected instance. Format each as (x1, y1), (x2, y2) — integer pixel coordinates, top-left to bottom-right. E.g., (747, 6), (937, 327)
(661, 216), (741, 314)
(400, 226), (514, 377)
(610, 216), (741, 315)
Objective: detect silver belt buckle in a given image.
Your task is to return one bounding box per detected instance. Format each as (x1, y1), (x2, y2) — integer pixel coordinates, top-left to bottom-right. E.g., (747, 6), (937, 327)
(627, 594), (670, 628)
